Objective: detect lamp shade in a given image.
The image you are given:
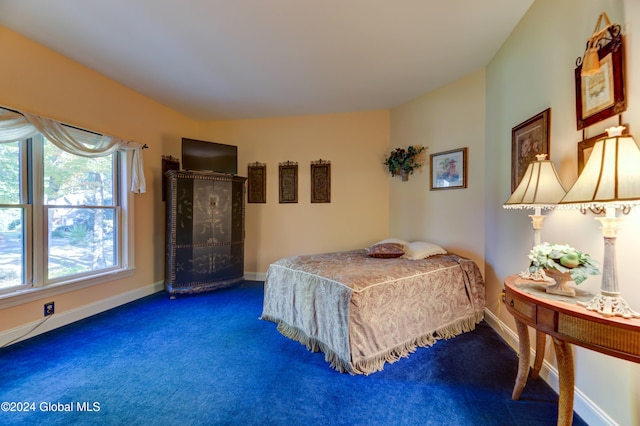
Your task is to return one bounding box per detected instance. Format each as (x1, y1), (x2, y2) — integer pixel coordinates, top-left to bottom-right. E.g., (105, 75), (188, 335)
(504, 154), (567, 209)
(559, 127), (640, 209)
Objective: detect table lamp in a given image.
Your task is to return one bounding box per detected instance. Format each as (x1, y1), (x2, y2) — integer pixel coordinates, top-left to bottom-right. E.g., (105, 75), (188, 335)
(504, 154), (567, 247)
(559, 126), (640, 318)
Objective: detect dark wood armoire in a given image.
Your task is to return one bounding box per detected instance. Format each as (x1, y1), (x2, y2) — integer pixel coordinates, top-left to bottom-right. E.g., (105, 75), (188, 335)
(164, 170), (246, 298)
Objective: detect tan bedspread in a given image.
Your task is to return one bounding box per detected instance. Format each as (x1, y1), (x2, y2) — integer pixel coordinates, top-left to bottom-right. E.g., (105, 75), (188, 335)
(260, 250), (485, 375)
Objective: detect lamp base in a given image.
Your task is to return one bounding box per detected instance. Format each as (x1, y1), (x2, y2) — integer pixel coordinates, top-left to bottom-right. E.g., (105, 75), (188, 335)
(577, 290), (640, 319)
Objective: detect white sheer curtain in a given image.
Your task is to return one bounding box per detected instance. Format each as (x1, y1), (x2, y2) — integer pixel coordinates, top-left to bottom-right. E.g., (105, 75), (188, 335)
(0, 108), (146, 193)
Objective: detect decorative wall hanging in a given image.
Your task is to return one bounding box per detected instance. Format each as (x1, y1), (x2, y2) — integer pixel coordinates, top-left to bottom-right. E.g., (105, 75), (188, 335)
(430, 147), (467, 190)
(310, 159), (331, 203)
(511, 108), (550, 192)
(247, 162), (266, 203)
(578, 123), (629, 174)
(383, 145), (426, 181)
(278, 161), (298, 203)
(161, 155), (180, 201)
(575, 12), (626, 130)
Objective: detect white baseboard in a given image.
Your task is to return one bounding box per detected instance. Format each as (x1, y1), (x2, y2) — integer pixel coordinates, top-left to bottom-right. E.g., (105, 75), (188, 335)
(0, 281), (164, 348)
(483, 308), (616, 426)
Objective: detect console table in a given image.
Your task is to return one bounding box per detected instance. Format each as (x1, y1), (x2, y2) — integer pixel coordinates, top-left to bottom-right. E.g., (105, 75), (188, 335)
(503, 274), (640, 426)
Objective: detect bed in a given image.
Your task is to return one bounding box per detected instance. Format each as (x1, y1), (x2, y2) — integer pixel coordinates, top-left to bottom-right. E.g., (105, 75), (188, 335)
(260, 240), (485, 375)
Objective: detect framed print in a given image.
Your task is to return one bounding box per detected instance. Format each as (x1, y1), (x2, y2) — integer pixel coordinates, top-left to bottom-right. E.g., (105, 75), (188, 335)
(247, 162), (266, 203)
(578, 124), (629, 174)
(430, 147), (467, 190)
(311, 159), (331, 203)
(575, 31), (626, 130)
(161, 155), (180, 201)
(511, 108), (550, 192)
(278, 161), (298, 203)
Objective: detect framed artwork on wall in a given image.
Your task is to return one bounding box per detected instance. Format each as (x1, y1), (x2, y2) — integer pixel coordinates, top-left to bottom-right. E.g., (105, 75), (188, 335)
(575, 30), (626, 130)
(310, 159), (331, 203)
(278, 161), (298, 203)
(247, 162), (266, 203)
(430, 147), (467, 190)
(511, 108), (550, 192)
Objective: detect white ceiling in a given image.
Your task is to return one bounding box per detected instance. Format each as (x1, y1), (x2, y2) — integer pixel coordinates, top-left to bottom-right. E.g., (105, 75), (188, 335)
(0, 0), (533, 120)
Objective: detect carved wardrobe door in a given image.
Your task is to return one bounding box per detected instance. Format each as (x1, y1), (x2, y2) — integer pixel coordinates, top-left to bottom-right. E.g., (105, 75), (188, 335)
(165, 170), (246, 298)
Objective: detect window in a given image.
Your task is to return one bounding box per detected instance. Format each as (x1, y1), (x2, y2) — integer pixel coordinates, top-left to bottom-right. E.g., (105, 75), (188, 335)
(0, 131), (132, 294)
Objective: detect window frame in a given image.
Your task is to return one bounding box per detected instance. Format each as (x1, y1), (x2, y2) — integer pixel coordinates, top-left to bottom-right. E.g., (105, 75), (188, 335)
(0, 133), (136, 308)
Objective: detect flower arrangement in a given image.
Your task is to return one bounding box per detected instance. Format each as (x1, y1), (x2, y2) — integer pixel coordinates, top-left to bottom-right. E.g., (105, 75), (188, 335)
(526, 242), (600, 284)
(384, 145), (426, 178)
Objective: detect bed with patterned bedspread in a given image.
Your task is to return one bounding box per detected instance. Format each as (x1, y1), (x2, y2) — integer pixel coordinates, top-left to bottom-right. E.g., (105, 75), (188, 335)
(260, 246), (485, 375)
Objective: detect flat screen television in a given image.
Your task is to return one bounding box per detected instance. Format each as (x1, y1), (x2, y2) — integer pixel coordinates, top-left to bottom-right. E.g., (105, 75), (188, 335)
(181, 138), (238, 175)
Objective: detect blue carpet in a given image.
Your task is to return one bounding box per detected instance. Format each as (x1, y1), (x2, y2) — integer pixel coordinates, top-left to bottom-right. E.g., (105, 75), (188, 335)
(0, 281), (587, 425)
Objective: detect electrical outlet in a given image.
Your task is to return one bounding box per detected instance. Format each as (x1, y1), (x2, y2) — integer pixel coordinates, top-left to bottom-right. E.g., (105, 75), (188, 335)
(44, 302), (55, 317)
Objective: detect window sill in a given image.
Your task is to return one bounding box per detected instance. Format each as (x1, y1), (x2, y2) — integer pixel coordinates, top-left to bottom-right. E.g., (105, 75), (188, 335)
(0, 268), (135, 310)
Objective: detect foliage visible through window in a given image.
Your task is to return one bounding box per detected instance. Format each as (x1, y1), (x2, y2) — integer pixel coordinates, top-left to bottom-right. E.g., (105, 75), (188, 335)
(0, 141), (22, 287)
(0, 134), (121, 291)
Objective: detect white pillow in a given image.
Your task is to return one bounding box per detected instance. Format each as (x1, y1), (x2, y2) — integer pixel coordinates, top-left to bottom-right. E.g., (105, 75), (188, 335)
(403, 241), (447, 259)
(372, 238), (409, 250)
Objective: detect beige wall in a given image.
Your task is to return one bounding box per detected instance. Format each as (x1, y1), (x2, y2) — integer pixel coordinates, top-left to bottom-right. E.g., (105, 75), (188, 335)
(485, 0), (640, 424)
(3, 1), (640, 422)
(389, 70), (486, 273)
(197, 111), (391, 275)
(0, 27), (197, 331)
(0, 26), (391, 335)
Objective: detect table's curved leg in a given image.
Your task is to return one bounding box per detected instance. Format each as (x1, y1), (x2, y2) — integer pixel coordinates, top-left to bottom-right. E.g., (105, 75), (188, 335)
(512, 318), (530, 400)
(552, 337), (575, 426)
(531, 330), (546, 380)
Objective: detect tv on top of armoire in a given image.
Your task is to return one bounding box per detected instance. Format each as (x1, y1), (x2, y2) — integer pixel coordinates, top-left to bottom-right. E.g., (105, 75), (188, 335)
(164, 138), (246, 298)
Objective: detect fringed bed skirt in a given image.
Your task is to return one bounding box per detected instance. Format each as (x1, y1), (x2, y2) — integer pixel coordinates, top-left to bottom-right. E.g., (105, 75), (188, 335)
(261, 250), (486, 375)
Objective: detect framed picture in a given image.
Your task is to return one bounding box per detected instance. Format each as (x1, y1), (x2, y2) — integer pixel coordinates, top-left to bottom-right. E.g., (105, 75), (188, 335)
(247, 162), (266, 203)
(430, 147), (467, 190)
(278, 161), (298, 203)
(310, 159), (331, 203)
(511, 108), (550, 192)
(575, 31), (626, 130)
(578, 124), (629, 174)
(161, 155), (180, 202)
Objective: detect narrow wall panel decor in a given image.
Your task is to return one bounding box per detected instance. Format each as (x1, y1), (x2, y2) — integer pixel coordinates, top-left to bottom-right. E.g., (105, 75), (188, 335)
(279, 161), (298, 203)
(311, 159), (331, 203)
(247, 162), (266, 203)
